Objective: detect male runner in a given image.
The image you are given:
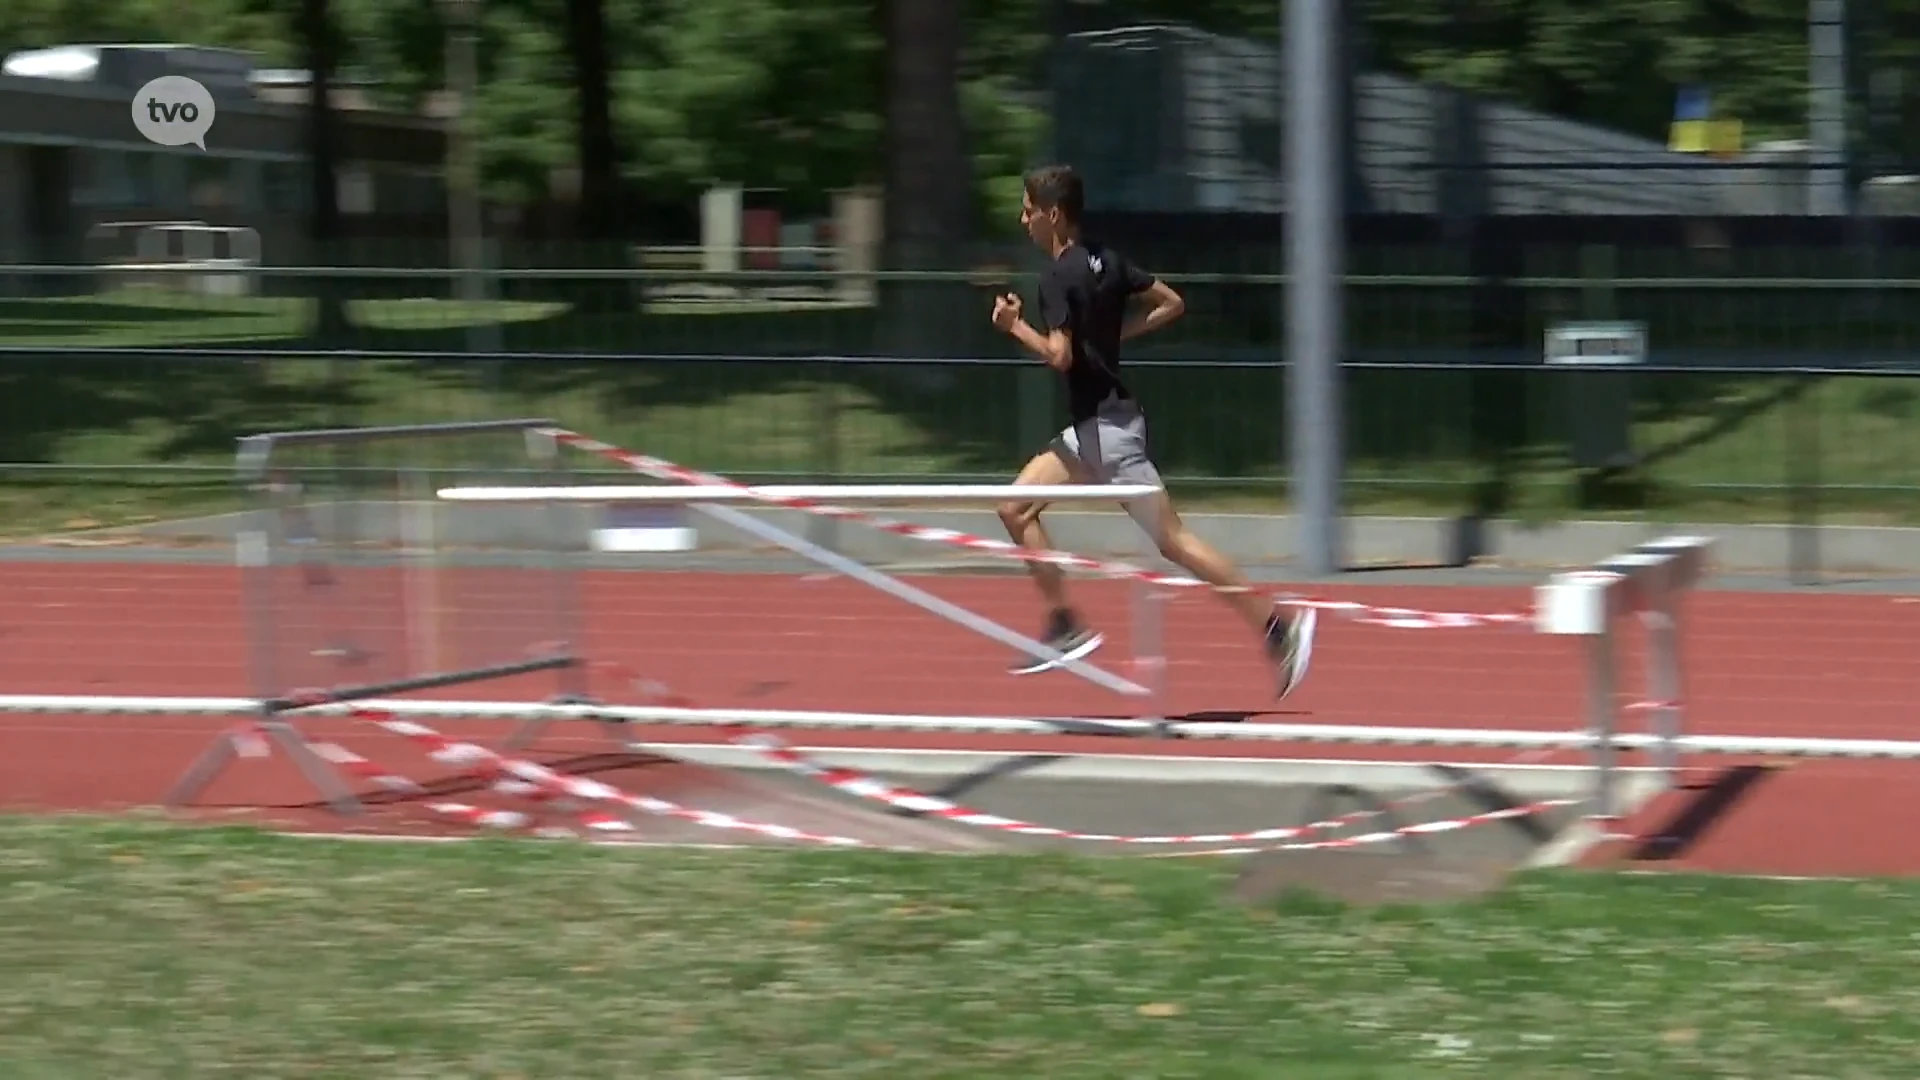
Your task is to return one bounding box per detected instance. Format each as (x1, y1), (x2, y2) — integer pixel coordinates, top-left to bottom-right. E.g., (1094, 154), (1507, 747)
(988, 164), (1316, 699)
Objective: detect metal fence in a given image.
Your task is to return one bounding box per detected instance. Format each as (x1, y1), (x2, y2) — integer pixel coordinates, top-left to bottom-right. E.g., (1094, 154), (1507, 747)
(2, 253), (1918, 344)
(8, 258), (1920, 361)
(1, 263), (1918, 547)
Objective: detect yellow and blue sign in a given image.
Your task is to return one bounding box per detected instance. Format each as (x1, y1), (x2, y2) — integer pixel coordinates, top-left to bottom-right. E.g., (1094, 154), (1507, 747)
(1669, 86), (1743, 156)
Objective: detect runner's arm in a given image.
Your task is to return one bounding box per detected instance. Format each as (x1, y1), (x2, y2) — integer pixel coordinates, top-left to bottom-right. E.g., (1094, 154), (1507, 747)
(1006, 317), (1071, 372)
(1121, 267), (1183, 342)
(999, 272), (1073, 371)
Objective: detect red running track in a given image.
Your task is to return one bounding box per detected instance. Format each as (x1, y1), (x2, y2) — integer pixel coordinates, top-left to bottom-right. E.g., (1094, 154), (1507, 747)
(1, 562), (1916, 875)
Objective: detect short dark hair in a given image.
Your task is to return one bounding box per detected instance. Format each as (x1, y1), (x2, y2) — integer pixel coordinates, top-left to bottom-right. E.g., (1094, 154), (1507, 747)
(1023, 165), (1084, 223)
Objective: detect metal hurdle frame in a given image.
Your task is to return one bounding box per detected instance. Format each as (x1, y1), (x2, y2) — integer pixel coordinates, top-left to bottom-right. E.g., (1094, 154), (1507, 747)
(164, 419), (598, 816)
(1534, 534), (1714, 819)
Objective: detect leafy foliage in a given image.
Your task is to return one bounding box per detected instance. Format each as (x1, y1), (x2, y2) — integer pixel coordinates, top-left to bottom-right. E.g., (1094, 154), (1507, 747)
(9, 0), (1916, 210)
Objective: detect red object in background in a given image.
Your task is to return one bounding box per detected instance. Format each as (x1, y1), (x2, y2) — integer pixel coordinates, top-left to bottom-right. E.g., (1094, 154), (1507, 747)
(740, 208), (781, 270)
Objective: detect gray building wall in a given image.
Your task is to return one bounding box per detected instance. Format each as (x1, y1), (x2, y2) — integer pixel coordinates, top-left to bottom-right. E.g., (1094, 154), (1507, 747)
(1053, 24), (1794, 217)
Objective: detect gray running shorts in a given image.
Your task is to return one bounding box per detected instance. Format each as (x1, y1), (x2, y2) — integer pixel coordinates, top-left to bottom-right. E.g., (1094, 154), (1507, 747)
(1048, 395), (1166, 533)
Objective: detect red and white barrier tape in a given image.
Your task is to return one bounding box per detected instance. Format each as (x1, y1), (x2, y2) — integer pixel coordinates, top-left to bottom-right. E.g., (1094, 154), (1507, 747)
(583, 663), (1580, 852)
(424, 802), (531, 830)
(423, 799), (631, 836)
(237, 700), (1579, 851)
(1154, 798), (1577, 857)
(472, 774), (635, 834)
(355, 709), (872, 847)
(542, 427), (1531, 630)
(235, 720), (634, 835)
(233, 722), (423, 794)
(725, 726), (1574, 851)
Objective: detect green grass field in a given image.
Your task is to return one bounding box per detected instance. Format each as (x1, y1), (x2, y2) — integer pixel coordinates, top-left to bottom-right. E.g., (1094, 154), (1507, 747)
(0, 817), (1914, 1077)
(3, 285), (1920, 536)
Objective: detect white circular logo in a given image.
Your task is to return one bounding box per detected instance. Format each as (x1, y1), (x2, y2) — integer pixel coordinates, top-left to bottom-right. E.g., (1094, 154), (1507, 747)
(132, 76), (217, 150)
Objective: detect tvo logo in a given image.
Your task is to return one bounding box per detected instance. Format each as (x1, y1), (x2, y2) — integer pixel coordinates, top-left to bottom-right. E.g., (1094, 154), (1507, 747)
(132, 76), (217, 150)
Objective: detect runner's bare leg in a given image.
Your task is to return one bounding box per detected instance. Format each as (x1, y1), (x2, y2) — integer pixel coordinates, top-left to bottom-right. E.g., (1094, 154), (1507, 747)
(1128, 489), (1271, 632)
(997, 449), (1082, 611)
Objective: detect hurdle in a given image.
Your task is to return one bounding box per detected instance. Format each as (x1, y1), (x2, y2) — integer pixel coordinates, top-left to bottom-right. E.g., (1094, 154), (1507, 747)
(163, 419), (596, 815)
(1533, 534), (1713, 818)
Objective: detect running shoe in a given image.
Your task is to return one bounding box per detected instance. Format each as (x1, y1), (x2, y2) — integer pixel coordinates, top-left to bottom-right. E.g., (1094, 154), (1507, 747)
(1009, 608), (1104, 675)
(1263, 604), (1317, 699)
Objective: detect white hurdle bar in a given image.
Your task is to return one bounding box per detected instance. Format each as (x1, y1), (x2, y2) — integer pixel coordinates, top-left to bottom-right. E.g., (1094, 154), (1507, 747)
(440, 480), (1168, 713)
(1535, 534), (1714, 818)
(439, 483), (1165, 505)
(5, 693), (1919, 758)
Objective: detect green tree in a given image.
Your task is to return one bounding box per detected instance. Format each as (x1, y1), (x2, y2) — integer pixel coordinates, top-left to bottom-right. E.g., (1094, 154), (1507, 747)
(0, 0), (292, 62)
(617, 0), (883, 205)
(11, 0), (1920, 232)
(1359, 0), (1810, 143)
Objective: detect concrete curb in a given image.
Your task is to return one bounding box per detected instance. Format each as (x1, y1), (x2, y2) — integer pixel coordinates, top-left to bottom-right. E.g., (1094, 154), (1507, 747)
(22, 503), (1920, 575)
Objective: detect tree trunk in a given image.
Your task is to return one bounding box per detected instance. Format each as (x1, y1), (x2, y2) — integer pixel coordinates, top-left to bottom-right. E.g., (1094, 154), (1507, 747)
(565, 0), (620, 240)
(879, 0), (977, 359)
(563, 0), (628, 311)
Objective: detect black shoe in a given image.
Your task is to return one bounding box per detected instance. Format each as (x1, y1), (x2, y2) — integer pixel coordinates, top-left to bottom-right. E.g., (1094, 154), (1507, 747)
(1008, 609), (1104, 675)
(1263, 604), (1317, 700)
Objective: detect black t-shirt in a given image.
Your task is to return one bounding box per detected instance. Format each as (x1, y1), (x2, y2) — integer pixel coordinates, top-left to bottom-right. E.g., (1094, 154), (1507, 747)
(1037, 240), (1156, 423)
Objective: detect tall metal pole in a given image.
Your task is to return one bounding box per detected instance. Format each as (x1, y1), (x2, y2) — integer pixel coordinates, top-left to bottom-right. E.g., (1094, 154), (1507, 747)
(1808, 0), (1849, 216)
(1285, 0), (1345, 575)
(445, 0), (498, 352)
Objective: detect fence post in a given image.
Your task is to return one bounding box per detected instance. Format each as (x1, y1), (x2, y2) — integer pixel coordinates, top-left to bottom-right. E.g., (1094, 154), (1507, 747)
(1787, 371), (1822, 585)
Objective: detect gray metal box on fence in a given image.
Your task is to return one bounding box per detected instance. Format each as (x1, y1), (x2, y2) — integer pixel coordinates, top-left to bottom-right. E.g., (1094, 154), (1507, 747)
(1546, 320), (1645, 469)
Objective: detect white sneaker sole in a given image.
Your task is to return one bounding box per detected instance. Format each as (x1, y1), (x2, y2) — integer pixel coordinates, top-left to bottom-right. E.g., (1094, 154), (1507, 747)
(1275, 606), (1318, 700)
(1008, 632), (1105, 676)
